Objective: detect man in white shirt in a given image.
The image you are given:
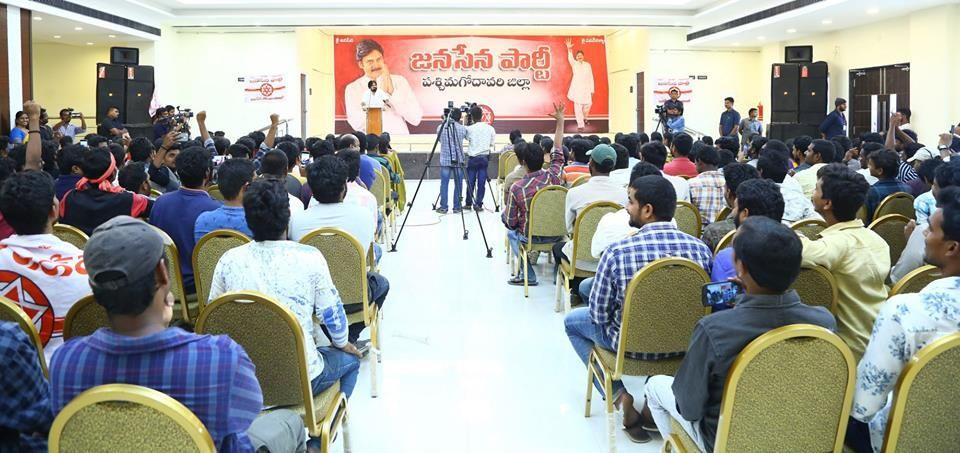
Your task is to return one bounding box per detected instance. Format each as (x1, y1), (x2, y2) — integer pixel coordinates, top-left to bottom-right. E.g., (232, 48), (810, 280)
(52, 108), (87, 140)
(345, 39), (423, 134)
(464, 105), (497, 211)
(289, 155), (390, 343)
(565, 38), (595, 132)
(0, 171), (89, 360)
(756, 147), (822, 225)
(794, 139), (836, 200)
(639, 141), (690, 202)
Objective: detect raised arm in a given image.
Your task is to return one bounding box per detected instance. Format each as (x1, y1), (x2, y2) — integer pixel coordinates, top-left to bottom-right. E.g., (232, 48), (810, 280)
(885, 113), (900, 150)
(197, 110), (210, 143)
(23, 101), (43, 171)
(264, 113), (279, 149)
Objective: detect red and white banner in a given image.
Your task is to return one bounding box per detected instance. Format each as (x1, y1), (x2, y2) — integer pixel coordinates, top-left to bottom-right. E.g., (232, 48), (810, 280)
(334, 35), (609, 135)
(654, 77), (694, 103)
(241, 74), (286, 103)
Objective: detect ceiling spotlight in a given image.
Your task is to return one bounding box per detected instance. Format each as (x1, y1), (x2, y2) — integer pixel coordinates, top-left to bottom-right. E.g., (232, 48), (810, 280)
(732, 42), (740, 46)
(74, 26), (83, 31)
(867, 8), (879, 15)
(33, 16), (42, 21)
(821, 19), (833, 25)
(787, 28), (797, 33)
(86, 42), (94, 46)
(757, 36), (766, 41)
(53, 35), (61, 39)
(108, 34), (117, 38)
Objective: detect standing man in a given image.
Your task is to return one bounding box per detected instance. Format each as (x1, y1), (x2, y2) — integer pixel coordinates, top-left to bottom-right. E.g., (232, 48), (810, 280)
(739, 107), (763, 148)
(464, 105), (496, 211)
(345, 38), (423, 134)
(360, 80), (393, 132)
(718, 97), (741, 140)
(52, 108), (87, 140)
(436, 108), (467, 214)
(565, 38), (595, 132)
(820, 97), (847, 139)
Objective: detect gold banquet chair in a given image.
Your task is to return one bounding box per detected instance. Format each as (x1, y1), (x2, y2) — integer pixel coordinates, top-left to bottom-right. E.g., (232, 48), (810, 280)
(869, 214), (912, 265)
(371, 168), (394, 243)
(519, 185), (567, 298)
(714, 206), (731, 223)
(53, 223), (89, 250)
(196, 291), (348, 452)
(48, 384), (216, 453)
(192, 229), (251, 311)
(713, 230), (736, 256)
(790, 218), (829, 240)
(555, 201), (621, 313)
(63, 294), (108, 340)
(498, 151), (518, 191)
(789, 265), (839, 314)
(881, 332), (960, 452)
(300, 228), (382, 396)
(586, 258), (709, 452)
(205, 184), (225, 202)
(665, 324), (856, 453)
(889, 265), (941, 297)
(675, 201), (703, 238)
(570, 174), (591, 188)
(875, 192), (915, 220)
(0, 296), (48, 377)
(152, 226), (199, 323)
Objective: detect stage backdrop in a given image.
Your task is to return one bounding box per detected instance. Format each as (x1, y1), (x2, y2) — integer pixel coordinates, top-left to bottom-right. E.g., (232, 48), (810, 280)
(334, 35), (609, 135)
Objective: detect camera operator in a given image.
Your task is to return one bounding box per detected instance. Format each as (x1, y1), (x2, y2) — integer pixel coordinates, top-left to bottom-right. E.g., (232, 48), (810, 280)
(436, 107), (468, 214)
(662, 87), (685, 134)
(464, 104), (496, 211)
(152, 105), (176, 140)
(53, 108), (87, 140)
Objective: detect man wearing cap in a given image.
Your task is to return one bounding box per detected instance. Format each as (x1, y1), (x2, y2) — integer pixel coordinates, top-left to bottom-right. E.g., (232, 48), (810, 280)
(49, 216), (306, 452)
(553, 144), (629, 301)
(820, 98), (847, 139)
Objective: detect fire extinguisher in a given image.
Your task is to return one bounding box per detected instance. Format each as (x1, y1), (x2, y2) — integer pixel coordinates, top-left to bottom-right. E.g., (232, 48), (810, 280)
(758, 102), (764, 122)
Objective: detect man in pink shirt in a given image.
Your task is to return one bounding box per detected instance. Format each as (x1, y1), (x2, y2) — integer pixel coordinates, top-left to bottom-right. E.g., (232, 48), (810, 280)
(663, 133), (697, 178)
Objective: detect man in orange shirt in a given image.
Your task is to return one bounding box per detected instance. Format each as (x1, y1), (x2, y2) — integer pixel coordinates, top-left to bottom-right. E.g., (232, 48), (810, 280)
(662, 133), (697, 178)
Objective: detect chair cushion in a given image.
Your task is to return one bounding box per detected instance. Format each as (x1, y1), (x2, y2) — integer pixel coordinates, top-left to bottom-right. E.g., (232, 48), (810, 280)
(593, 346), (684, 377)
(263, 381), (341, 428)
(670, 417), (703, 452)
(559, 257), (597, 279)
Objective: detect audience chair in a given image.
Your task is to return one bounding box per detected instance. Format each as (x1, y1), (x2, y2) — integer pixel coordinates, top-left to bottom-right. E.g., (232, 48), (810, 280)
(889, 265), (941, 297)
(789, 265), (839, 314)
(856, 205), (869, 224)
(555, 201), (621, 313)
(664, 325), (856, 453)
(520, 185), (568, 298)
(875, 192), (915, 220)
(713, 230), (736, 256)
(790, 219), (829, 240)
(869, 214), (912, 265)
(150, 188), (163, 198)
(714, 206), (731, 223)
(152, 226), (199, 323)
(379, 166), (398, 237)
(0, 296), (48, 377)
(570, 174), (591, 188)
(205, 184), (225, 201)
(63, 295), (107, 340)
(674, 201), (703, 238)
(300, 227), (382, 396)
(585, 258), (709, 451)
(498, 151), (518, 187)
(384, 151), (407, 213)
(371, 169), (393, 244)
(48, 383), (216, 453)
(196, 291), (348, 450)
(192, 229), (252, 311)
(881, 332), (960, 452)
(53, 223), (89, 250)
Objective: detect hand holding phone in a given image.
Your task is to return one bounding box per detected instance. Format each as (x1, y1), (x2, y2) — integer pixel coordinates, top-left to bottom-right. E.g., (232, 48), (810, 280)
(702, 281), (743, 310)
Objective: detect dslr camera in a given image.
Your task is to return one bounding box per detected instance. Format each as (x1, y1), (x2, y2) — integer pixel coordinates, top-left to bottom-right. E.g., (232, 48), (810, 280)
(444, 101), (478, 125)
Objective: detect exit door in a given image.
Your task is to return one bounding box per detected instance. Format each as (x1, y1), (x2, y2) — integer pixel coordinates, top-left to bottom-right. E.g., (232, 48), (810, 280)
(849, 63), (909, 137)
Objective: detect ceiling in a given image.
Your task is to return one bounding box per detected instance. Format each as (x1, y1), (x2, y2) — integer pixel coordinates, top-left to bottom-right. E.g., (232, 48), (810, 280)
(31, 12), (151, 45)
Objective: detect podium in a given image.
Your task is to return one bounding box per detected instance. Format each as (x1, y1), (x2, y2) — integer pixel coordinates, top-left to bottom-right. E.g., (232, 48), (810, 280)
(366, 107), (382, 135)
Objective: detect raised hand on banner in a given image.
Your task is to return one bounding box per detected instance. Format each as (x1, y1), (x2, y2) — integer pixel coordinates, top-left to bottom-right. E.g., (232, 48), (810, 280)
(548, 102), (566, 121)
(565, 38), (573, 49)
(379, 63), (395, 95)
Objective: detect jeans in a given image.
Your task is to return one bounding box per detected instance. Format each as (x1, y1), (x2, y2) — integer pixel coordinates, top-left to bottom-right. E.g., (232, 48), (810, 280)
(465, 155), (489, 207)
(373, 244), (383, 264)
(645, 375), (708, 451)
(564, 307), (624, 397)
(311, 346), (361, 398)
(552, 242), (585, 298)
(579, 277), (595, 303)
(439, 165), (463, 211)
(247, 409), (306, 453)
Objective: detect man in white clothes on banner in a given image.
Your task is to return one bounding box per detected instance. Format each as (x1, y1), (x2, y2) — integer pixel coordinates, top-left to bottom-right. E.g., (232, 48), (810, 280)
(345, 38), (423, 134)
(566, 38), (595, 132)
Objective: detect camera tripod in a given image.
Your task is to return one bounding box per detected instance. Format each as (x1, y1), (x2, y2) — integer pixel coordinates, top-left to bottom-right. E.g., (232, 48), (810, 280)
(390, 113), (493, 258)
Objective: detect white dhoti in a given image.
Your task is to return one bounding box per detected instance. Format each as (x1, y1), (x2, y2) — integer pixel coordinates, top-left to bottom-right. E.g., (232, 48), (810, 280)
(567, 51), (595, 130)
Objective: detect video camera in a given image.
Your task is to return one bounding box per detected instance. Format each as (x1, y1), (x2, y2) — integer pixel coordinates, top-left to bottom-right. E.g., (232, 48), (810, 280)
(654, 104), (666, 117)
(443, 101), (478, 125)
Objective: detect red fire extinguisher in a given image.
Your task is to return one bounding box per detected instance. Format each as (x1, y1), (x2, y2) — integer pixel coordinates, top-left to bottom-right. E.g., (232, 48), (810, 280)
(758, 102), (764, 121)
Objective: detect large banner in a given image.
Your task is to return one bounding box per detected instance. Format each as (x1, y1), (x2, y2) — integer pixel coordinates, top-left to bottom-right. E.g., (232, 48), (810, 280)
(334, 35), (609, 135)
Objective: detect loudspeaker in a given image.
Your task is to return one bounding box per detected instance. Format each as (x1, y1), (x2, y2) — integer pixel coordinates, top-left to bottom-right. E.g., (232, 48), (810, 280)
(785, 45), (813, 64)
(768, 123), (821, 141)
(771, 63), (799, 123)
(798, 61), (828, 125)
(96, 63), (126, 125)
(124, 66), (155, 125)
(110, 47), (139, 65)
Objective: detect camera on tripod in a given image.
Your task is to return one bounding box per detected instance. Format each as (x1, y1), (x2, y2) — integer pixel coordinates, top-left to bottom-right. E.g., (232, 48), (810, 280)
(443, 101), (477, 124)
(654, 104), (667, 117)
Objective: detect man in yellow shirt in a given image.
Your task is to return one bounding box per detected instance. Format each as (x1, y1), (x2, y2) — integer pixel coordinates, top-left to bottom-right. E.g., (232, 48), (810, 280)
(800, 164), (890, 360)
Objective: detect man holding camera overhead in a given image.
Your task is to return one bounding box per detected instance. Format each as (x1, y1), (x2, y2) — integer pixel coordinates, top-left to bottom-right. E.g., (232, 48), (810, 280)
(52, 108), (87, 140)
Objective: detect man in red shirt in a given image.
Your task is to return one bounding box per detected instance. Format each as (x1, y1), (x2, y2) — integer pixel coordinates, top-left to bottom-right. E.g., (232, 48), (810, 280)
(663, 132), (697, 178)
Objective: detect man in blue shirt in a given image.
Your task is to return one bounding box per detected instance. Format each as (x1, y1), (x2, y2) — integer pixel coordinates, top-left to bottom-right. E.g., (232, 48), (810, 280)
(819, 97), (847, 139)
(150, 146), (221, 293)
(718, 97), (741, 139)
(711, 179), (786, 283)
(0, 321), (52, 452)
(195, 158), (256, 242)
(865, 149), (910, 221)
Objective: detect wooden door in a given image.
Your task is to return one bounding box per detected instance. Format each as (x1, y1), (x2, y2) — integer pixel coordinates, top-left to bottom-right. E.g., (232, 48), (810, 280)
(636, 72), (645, 133)
(850, 68), (881, 138)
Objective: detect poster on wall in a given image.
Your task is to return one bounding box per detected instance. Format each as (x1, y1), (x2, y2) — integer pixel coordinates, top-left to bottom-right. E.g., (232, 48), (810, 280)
(240, 74), (287, 103)
(654, 77), (694, 103)
(333, 35), (609, 135)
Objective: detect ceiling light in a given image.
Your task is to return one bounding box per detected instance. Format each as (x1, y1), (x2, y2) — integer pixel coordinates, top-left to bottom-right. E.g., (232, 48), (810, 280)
(86, 42), (94, 46)
(787, 28), (797, 33)
(33, 16), (42, 21)
(821, 19), (832, 25)
(53, 35), (61, 39)
(732, 42), (740, 46)
(108, 34), (117, 38)
(757, 36), (766, 41)
(867, 8), (879, 15)
(74, 26), (83, 31)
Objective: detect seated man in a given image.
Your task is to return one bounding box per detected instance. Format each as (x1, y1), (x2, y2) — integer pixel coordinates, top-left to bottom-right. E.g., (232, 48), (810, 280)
(644, 217), (836, 451)
(50, 216), (304, 452)
(210, 179), (362, 399)
(194, 158), (256, 241)
(564, 175), (712, 443)
(0, 172), (89, 360)
(59, 145), (152, 235)
(149, 146), (221, 294)
(849, 186), (960, 452)
(756, 146), (822, 224)
(865, 149), (910, 221)
(0, 321), (53, 451)
(260, 150), (306, 211)
(662, 133), (697, 178)
(711, 178), (785, 282)
(561, 138), (593, 184)
(639, 141), (689, 202)
(801, 164), (889, 361)
(502, 141), (530, 204)
(289, 156), (389, 344)
(701, 163), (758, 252)
(794, 139), (835, 200)
(688, 146), (726, 227)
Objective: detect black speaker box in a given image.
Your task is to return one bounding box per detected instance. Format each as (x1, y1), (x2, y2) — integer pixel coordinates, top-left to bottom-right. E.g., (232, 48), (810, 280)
(771, 63), (799, 111)
(785, 45), (813, 63)
(124, 66), (155, 125)
(96, 63), (126, 125)
(798, 61), (828, 125)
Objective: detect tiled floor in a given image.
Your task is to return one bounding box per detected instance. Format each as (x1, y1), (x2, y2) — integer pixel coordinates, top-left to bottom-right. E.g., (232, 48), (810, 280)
(341, 181), (664, 453)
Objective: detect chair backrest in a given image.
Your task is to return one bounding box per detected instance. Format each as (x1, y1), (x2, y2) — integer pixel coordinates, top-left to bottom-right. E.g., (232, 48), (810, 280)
(570, 202), (621, 267)
(298, 228), (371, 322)
(0, 296), (48, 377)
(371, 169), (387, 208)
(875, 192), (915, 220)
(192, 229), (251, 310)
(195, 291), (319, 428)
(674, 201), (703, 238)
(616, 258), (709, 377)
(205, 184), (225, 201)
(150, 188), (163, 198)
(889, 265), (941, 297)
(789, 265), (839, 314)
(715, 206), (732, 223)
(714, 229), (736, 255)
(53, 223), (90, 250)
(500, 152), (519, 179)
(571, 174), (591, 188)
(49, 383), (216, 453)
(63, 294), (108, 340)
(527, 185), (568, 240)
(714, 325), (856, 452)
(869, 214), (912, 265)
(856, 205), (869, 224)
(790, 218), (829, 240)
(882, 332), (960, 452)
(151, 226), (191, 321)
